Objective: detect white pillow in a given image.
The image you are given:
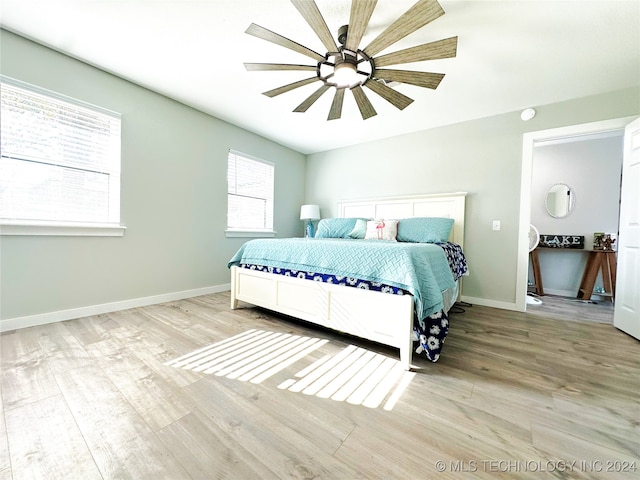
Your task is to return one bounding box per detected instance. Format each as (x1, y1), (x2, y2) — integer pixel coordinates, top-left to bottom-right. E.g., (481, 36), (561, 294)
(364, 219), (398, 241)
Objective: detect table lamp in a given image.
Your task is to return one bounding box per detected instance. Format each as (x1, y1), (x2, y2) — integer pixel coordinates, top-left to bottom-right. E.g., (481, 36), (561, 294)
(300, 204), (320, 238)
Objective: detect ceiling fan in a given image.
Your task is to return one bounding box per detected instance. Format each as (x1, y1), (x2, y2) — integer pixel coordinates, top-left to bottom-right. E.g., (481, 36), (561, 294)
(244, 0), (457, 121)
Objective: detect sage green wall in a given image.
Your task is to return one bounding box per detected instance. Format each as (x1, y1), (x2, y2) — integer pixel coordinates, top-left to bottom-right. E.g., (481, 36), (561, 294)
(2, 29), (638, 320)
(0, 30), (306, 320)
(305, 88), (640, 307)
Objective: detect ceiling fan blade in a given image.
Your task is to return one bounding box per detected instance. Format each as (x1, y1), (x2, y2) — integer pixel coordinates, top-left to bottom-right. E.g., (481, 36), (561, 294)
(364, 80), (414, 110)
(374, 69), (445, 89)
(364, 0), (445, 57)
(246, 23), (324, 62)
(351, 85), (377, 119)
(244, 63), (317, 71)
(328, 88), (345, 120)
(290, 0), (338, 53)
(293, 84), (331, 112)
(263, 77), (320, 98)
(374, 36), (457, 67)
(345, 0), (378, 52)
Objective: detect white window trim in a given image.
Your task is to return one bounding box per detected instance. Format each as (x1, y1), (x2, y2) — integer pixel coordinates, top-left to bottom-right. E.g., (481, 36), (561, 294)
(0, 221), (126, 237)
(227, 149), (275, 234)
(0, 75), (125, 236)
(225, 229), (276, 238)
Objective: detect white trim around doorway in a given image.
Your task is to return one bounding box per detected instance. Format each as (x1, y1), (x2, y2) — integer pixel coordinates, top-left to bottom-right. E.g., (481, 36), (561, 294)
(517, 116), (638, 312)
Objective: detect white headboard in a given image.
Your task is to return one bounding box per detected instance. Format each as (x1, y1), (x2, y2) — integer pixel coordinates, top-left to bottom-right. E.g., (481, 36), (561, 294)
(338, 192), (467, 247)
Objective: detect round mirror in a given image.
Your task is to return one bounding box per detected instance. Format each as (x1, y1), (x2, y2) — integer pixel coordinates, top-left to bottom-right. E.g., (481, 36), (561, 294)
(545, 183), (575, 218)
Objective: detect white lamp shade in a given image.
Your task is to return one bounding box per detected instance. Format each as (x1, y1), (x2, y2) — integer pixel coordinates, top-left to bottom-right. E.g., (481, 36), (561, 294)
(300, 204), (320, 221)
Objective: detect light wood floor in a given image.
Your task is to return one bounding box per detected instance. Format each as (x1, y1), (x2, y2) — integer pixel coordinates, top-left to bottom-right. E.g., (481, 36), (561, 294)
(526, 293), (614, 324)
(1, 292), (638, 479)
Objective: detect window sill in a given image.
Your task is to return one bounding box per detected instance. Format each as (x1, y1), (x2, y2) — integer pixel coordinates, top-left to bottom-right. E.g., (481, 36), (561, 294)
(225, 229), (276, 238)
(0, 222), (126, 237)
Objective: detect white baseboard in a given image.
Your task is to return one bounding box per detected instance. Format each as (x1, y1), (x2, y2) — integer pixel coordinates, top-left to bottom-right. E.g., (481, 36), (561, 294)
(460, 295), (521, 312)
(541, 289), (611, 303)
(2, 288), (522, 332)
(0, 284), (231, 332)
(542, 288), (577, 297)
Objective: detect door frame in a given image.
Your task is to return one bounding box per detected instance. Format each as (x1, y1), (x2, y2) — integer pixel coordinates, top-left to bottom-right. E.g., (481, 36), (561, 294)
(516, 116), (638, 312)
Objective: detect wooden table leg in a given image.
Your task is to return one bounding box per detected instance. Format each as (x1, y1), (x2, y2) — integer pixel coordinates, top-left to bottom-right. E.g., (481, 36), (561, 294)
(601, 254), (613, 301)
(530, 249), (544, 296)
(602, 251), (617, 302)
(577, 251), (617, 302)
(578, 251), (599, 300)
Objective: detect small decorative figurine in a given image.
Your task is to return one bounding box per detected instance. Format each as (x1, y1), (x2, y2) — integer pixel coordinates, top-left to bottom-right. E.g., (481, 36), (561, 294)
(602, 234), (616, 251)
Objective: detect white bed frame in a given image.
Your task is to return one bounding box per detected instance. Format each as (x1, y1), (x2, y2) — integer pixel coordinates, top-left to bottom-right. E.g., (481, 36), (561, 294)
(230, 192), (467, 370)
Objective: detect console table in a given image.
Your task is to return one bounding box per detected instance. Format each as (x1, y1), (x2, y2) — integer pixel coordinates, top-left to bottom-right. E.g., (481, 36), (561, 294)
(577, 250), (617, 302)
(529, 248), (544, 296)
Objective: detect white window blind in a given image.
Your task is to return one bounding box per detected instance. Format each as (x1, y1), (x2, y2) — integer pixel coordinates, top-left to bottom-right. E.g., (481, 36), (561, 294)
(227, 150), (274, 233)
(0, 76), (121, 226)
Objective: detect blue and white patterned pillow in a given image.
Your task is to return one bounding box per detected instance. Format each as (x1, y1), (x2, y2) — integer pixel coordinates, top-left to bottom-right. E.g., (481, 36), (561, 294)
(397, 217), (454, 243)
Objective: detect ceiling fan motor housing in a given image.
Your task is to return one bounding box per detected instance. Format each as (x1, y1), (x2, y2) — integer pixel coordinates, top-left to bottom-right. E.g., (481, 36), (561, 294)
(337, 25), (348, 45)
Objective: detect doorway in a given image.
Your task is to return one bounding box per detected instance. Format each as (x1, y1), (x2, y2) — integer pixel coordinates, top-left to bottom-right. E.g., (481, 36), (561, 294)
(516, 116), (638, 313)
(527, 132), (623, 322)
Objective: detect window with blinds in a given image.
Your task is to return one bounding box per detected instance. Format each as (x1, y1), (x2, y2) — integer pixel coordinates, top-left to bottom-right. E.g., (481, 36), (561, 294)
(0, 76), (121, 226)
(227, 150), (274, 233)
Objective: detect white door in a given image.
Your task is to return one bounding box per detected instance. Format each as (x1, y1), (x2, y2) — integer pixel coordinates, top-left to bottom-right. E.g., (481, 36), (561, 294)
(614, 117), (640, 339)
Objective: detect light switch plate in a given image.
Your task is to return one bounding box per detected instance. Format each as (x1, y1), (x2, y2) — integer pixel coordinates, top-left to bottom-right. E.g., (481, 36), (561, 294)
(492, 220), (501, 231)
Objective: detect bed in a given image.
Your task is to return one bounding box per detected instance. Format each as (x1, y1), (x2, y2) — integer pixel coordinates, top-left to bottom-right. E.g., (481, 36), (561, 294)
(228, 192), (467, 370)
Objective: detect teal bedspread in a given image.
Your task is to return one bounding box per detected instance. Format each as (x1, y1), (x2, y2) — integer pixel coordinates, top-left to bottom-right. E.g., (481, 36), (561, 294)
(228, 238), (455, 319)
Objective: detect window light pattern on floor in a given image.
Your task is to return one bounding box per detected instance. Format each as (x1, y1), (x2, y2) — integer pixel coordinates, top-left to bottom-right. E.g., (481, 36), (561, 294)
(164, 329), (328, 384)
(278, 345), (415, 411)
(165, 329), (415, 411)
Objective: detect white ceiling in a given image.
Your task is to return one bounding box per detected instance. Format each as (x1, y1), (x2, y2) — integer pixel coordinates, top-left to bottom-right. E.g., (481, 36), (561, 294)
(1, 0), (638, 154)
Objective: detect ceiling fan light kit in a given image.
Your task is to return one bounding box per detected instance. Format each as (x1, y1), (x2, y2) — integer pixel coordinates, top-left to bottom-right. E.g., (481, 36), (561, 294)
(320, 46), (374, 89)
(244, 0), (458, 121)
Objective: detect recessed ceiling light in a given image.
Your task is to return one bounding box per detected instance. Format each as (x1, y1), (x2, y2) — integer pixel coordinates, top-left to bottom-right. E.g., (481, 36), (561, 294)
(521, 108), (536, 121)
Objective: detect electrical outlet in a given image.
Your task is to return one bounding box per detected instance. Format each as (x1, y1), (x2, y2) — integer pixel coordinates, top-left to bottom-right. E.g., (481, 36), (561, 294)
(492, 220), (501, 231)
